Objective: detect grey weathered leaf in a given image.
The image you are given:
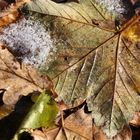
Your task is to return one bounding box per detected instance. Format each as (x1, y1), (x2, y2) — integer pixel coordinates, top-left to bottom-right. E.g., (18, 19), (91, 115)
(25, 0), (140, 138)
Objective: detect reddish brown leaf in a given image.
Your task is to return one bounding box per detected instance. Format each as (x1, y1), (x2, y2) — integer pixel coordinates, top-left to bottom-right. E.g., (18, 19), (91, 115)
(130, 112), (140, 126)
(0, 0), (30, 30)
(0, 0), (8, 10)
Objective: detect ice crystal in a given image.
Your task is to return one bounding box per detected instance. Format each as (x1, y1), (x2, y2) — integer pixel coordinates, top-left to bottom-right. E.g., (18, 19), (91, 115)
(0, 18), (55, 68)
(96, 0), (126, 14)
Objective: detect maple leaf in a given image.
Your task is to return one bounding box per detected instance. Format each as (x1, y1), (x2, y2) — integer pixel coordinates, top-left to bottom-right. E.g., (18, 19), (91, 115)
(0, 44), (53, 106)
(15, 107), (93, 140)
(20, 108), (131, 140)
(25, 0), (140, 138)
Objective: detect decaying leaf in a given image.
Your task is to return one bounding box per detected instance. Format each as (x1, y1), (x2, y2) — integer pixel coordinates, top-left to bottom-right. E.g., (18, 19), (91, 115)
(0, 44), (53, 106)
(25, 0), (140, 138)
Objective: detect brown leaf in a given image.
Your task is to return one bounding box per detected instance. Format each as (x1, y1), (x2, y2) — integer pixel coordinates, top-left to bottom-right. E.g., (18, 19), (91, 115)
(0, 0), (8, 10)
(0, 44), (53, 106)
(130, 112), (140, 126)
(0, 0), (30, 30)
(32, 130), (47, 140)
(0, 104), (13, 119)
(30, 107), (132, 140)
(112, 127), (132, 140)
(35, 108), (93, 140)
(64, 108), (93, 140)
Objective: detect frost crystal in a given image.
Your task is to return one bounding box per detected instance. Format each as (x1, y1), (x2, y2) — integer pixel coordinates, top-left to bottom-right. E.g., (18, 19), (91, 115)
(0, 18), (54, 68)
(96, 0), (126, 14)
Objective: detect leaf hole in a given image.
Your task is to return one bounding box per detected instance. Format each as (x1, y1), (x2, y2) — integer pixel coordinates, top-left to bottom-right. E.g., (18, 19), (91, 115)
(0, 89), (6, 105)
(64, 56), (68, 61)
(84, 103), (92, 114)
(92, 19), (99, 26)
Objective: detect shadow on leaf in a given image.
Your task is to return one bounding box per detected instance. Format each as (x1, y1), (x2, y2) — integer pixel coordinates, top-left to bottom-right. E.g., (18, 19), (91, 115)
(0, 96), (33, 140)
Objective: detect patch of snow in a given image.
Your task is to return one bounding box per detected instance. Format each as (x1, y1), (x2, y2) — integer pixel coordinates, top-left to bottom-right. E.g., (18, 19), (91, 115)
(95, 0), (126, 14)
(0, 18), (55, 68)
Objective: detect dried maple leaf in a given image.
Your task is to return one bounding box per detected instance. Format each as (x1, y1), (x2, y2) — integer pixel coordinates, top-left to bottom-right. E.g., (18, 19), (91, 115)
(27, 108), (93, 140)
(25, 0), (140, 138)
(22, 108), (131, 140)
(0, 44), (53, 106)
